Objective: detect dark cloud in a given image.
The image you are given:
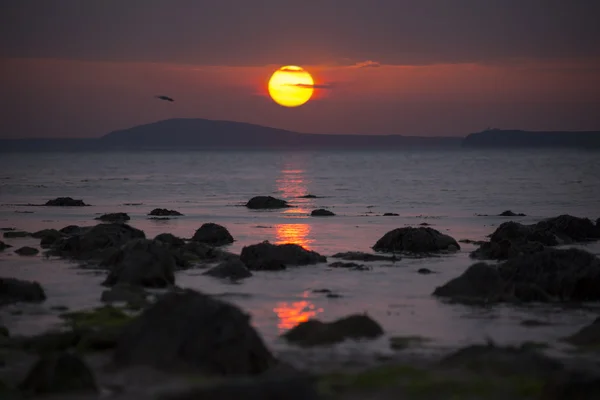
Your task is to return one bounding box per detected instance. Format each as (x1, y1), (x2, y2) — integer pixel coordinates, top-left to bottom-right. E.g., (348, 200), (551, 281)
(352, 60), (381, 68)
(284, 83), (334, 89)
(279, 67), (306, 72)
(1, 0), (599, 66)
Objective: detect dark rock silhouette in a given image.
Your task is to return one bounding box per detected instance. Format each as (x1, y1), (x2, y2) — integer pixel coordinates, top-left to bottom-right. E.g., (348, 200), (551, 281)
(156, 95), (174, 102)
(328, 262), (368, 270)
(49, 223), (145, 260)
(561, 317), (600, 347)
(102, 239), (176, 288)
(192, 223), (234, 246)
(32, 228), (64, 248)
(331, 251), (397, 262)
(203, 259), (253, 280)
(240, 241), (326, 270)
(154, 233), (186, 247)
(19, 352), (97, 395)
(176, 241), (239, 267)
(417, 268), (434, 274)
(3, 230), (30, 238)
(539, 371), (600, 400)
(112, 289), (276, 374)
(298, 194), (320, 198)
(246, 196), (290, 209)
(95, 212), (130, 222)
(282, 314), (383, 347)
(383, 212), (399, 216)
(45, 197), (88, 206)
(373, 227), (460, 254)
(0, 240), (11, 251)
(59, 225), (85, 235)
(148, 208), (183, 216)
(499, 210), (526, 217)
(15, 246), (39, 256)
(435, 248), (600, 303)
(0, 277), (46, 306)
(311, 209), (335, 216)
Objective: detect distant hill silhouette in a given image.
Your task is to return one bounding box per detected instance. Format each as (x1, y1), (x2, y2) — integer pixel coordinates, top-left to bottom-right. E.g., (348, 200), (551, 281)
(0, 118), (461, 151)
(463, 129), (600, 149)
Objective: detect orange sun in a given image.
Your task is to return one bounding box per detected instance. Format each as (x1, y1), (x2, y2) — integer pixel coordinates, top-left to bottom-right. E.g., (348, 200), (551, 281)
(268, 65), (314, 107)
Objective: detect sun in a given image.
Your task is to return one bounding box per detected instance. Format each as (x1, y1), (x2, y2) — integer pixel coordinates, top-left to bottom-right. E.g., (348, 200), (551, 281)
(268, 65), (314, 107)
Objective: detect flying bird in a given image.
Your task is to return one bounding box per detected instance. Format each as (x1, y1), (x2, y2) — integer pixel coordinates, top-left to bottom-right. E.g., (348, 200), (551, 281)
(156, 95), (174, 102)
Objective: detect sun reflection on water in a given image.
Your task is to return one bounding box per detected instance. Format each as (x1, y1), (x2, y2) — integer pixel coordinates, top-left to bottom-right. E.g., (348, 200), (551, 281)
(273, 291), (324, 332)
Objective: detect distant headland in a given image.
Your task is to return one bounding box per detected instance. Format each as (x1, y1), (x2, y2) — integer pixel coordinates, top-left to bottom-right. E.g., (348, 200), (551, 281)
(1, 119), (599, 151)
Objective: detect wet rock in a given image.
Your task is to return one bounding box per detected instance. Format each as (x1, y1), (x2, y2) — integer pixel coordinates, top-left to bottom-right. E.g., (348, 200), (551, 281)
(95, 212), (130, 222)
(328, 261), (368, 270)
(15, 246), (39, 256)
(0, 227), (16, 231)
(19, 352), (97, 395)
(417, 268), (434, 274)
(0, 277), (46, 306)
(433, 263), (508, 303)
(154, 233), (186, 247)
(540, 371), (600, 400)
(537, 214), (600, 242)
(0, 240), (11, 251)
(282, 314), (383, 347)
(102, 239), (176, 288)
(240, 241), (326, 270)
(148, 208), (183, 216)
(419, 222), (431, 226)
(178, 241), (240, 266)
(471, 239), (546, 260)
(59, 225), (85, 235)
(561, 317), (600, 347)
(245, 196), (289, 209)
(499, 210), (526, 217)
(49, 223), (145, 260)
(299, 194), (319, 198)
(192, 223), (234, 246)
(203, 259), (253, 280)
(331, 251), (397, 262)
(373, 227), (460, 254)
(45, 197), (88, 206)
(439, 343), (563, 378)
(101, 283), (149, 306)
(3, 230), (30, 238)
(311, 209), (335, 216)
(31, 228), (65, 248)
(383, 213), (399, 216)
(113, 289), (276, 374)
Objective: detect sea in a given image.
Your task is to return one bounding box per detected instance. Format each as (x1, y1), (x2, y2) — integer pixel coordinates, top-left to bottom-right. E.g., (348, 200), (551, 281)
(1, 149), (599, 361)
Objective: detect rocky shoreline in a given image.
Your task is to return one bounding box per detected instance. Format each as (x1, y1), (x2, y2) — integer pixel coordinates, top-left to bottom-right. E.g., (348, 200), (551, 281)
(1, 197), (600, 399)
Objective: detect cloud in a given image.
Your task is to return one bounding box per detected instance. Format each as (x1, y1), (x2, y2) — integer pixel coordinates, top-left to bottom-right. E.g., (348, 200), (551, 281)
(284, 83), (334, 89)
(279, 66), (306, 72)
(352, 60), (381, 68)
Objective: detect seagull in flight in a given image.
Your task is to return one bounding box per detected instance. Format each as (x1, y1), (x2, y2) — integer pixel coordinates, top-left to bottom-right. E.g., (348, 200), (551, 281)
(156, 95), (174, 102)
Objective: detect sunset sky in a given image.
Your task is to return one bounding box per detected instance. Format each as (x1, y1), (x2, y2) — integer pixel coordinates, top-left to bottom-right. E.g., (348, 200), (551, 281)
(1, 0), (599, 138)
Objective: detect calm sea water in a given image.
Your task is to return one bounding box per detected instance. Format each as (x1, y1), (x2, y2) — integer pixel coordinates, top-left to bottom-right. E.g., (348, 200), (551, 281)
(1, 149), (599, 356)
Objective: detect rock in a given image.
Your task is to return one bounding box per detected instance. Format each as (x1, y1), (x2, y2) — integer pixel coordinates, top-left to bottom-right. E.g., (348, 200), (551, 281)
(0, 241), (11, 251)
(102, 239), (176, 288)
(192, 223), (234, 246)
(282, 314), (384, 347)
(0, 277), (46, 306)
(49, 223), (146, 260)
(0, 325), (8, 337)
(203, 259), (253, 280)
(439, 343), (563, 378)
(154, 233), (186, 247)
(3, 230), (30, 238)
(471, 239), (546, 260)
(95, 212), (130, 222)
(31, 228), (65, 248)
(59, 225), (85, 235)
(245, 196), (290, 209)
(148, 208), (183, 216)
(311, 209), (335, 216)
(459, 239), (487, 245)
(417, 268), (434, 274)
(373, 227), (460, 254)
(113, 289), (276, 374)
(18, 352), (97, 395)
(240, 241), (326, 270)
(499, 210), (526, 217)
(45, 197), (88, 206)
(561, 317), (600, 347)
(101, 283), (148, 306)
(328, 261), (368, 270)
(419, 222), (431, 226)
(331, 251), (397, 262)
(15, 246), (39, 256)
(539, 371), (600, 400)
(299, 194), (319, 198)
(176, 241), (239, 267)
(433, 263), (508, 303)
(537, 214), (600, 242)
(383, 213), (399, 216)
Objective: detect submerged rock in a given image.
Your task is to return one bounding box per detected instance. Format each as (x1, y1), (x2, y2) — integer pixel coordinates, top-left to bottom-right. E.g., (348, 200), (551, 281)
(328, 262), (368, 270)
(102, 239), (176, 288)
(245, 196), (289, 209)
(499, 210), (526, 217)
(433, 263), (508, 303)
(45, 197), (88, 206)
(0, 240), (11, 251)
(154, 233), (186, 247)
(3, 230), (30, 238)
(49, 223), (145, 260)
(282, 314), (384, 347)
(113, 289), (276, 375)
(19, 352), (97, 395)
(192, 223), (234, 246)
(562, 317), (600, 348)
(240, 241), (326, 270)
(203, 259), (253, 280)
(311, 209), (335, 216)
(331, 251), (397, 262)
(148, 208), (183, 216)
(95, 212), (130, 222)
(0, 277), (46, 306)
(299, 194), (320, 198)
(15, 246), (39, 256)
(373, 227), (460, 254)
(383, 213), (399, 216)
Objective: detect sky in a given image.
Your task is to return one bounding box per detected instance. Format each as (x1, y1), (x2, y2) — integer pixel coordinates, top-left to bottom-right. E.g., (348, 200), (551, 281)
(1, 0), (600, 138)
